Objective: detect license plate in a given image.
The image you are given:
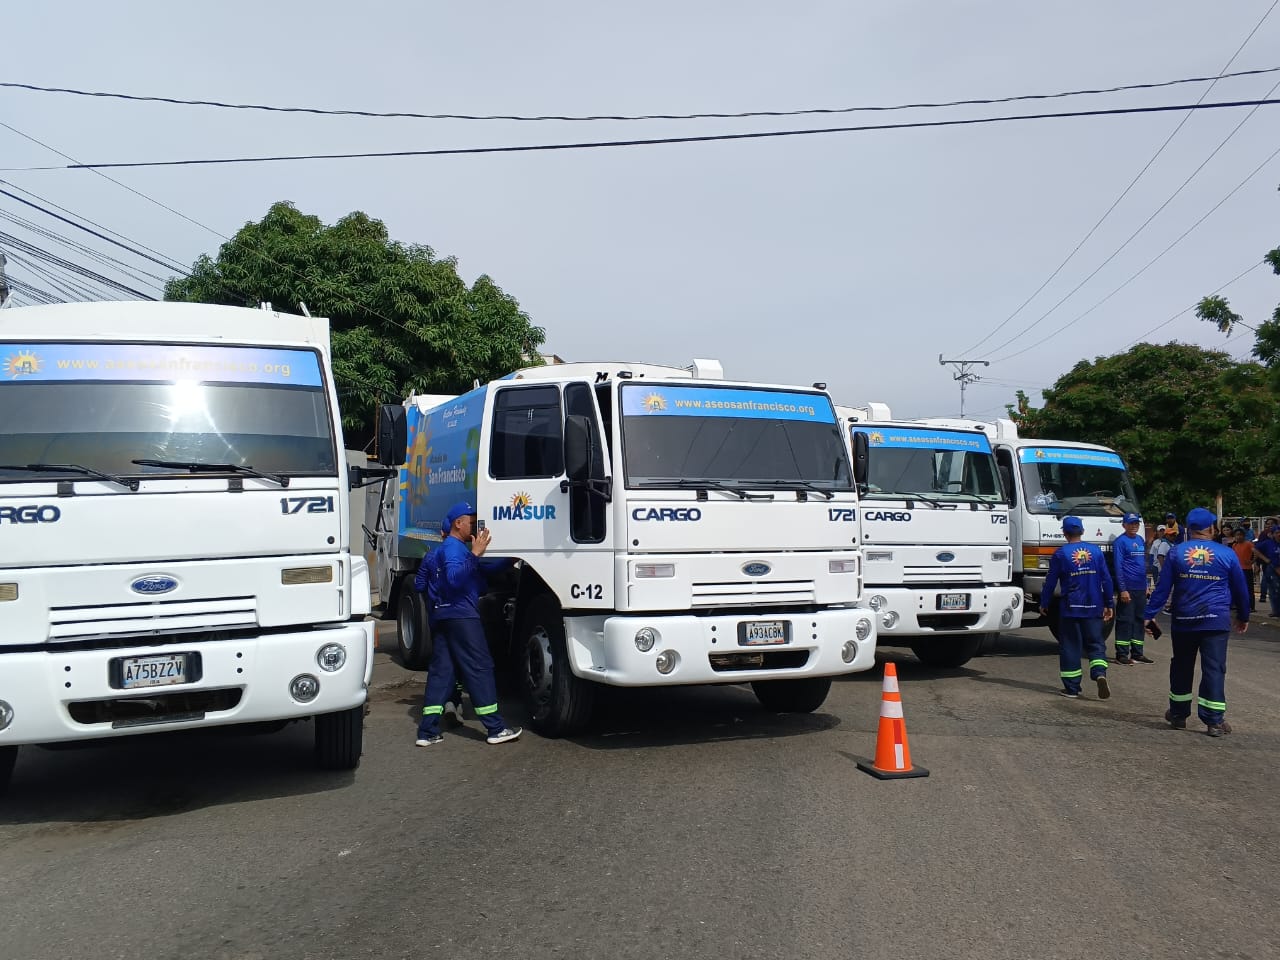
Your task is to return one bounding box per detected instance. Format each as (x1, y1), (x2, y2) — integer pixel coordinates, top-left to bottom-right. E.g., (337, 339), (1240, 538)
(116, 653), (191, 690)
(937, 593), (970, 611)
(739, 620), (789, 646)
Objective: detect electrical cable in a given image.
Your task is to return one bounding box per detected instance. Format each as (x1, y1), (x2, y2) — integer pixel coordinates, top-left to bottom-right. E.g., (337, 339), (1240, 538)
(1120, 262), (1265, 350)
(956, 0), (1279, 356)
(0, 209), (170, 288)
(3, 66), (1278, 122)
(3, 97), (1280, 172)
(0, 230), (155, 299)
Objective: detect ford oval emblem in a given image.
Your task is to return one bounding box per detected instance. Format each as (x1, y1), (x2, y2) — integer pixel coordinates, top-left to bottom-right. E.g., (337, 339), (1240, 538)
(742, 562), (772, 577)
(131, 575), (179, 596)
(936, 552), (956, 563)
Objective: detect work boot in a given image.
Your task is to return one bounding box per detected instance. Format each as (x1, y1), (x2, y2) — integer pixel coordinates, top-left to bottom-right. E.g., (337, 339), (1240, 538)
(1134, 654), (1154, 664)
(1115, 656), (1133, 665)
(1164, 709), (1186, 729)
(1205, 721), (1233, 738)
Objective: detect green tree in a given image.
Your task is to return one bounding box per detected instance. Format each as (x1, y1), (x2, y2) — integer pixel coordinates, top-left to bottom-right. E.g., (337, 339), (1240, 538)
(1196, 224), (1280, 394)
(165, 202), (544, 444)
(1010, 342), (1277, 514)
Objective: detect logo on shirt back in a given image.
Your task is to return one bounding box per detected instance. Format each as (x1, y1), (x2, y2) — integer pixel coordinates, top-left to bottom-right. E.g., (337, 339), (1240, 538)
(1070, 547), (1092, 567)
(1187, 545), (1214, 568)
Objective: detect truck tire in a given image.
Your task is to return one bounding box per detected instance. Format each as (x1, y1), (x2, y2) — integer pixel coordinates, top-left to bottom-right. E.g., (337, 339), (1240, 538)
(0, 745), (16, 796)
(519, 594), (596, 737)
(910, 634), (983, 669)
(751, 677), (832, 713)
(314, 705), (364, 770)
(397, 587), (432, 671)
(1045, 599), (1116, 642)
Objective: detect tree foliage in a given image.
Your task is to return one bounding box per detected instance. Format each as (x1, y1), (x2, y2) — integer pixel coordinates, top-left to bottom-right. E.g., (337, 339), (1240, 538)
(165, 202), (544, 444)
(1009, 342), (1278, 515)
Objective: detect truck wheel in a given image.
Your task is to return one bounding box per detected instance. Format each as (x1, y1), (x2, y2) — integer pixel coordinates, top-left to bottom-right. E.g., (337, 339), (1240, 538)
(520, 594), (595, 737)
(315, 705), (364, 770)
(0, 745), (16, 796)
(397, 587), (432, 671)
(910, 634), (983, 669)
(751, 677), (832, 713)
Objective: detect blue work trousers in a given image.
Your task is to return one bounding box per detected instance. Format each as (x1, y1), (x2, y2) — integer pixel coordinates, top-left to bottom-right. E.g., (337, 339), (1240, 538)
(1262, 566), (1280, 615)
(418, 617), (506, 738)
(1058, 617), (1108, 695)
(1114, 596), (1144, 659)
(1168, 629), (1229, 727)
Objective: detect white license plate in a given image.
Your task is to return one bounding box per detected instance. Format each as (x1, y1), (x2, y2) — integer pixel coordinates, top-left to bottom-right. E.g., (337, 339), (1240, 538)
(937, 593), (970, 611)
(740, 620), (789, 646)
(120, 653), (189, 689)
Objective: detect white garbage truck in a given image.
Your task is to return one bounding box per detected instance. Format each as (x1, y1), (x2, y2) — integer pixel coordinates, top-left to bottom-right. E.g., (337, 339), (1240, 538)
(836, 404), (1022, 668)
(916, 417), (1140, 638)
(0, 301), (375, 795)
(369, 359), (877, 735)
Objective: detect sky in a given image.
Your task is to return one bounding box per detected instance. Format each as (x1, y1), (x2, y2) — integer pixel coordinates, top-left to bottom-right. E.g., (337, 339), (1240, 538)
(1, 1), (1278, 420)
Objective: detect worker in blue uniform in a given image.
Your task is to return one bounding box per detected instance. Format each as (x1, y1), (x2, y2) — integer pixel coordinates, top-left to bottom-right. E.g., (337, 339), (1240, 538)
(1144, 507), (1250, 737)
(1112, 512), (1152, 664)
(416, 502), (522, 747)
(1041, 515), (1115, 699)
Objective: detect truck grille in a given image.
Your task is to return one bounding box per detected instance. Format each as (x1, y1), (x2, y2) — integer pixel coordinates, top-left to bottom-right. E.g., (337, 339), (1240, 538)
(48, 597), (258, 641)
(902, 566), (984, 585)
(691, 579), (815, 607)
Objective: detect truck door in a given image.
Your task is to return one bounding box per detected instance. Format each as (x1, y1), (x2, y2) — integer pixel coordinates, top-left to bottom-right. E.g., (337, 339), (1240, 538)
(995, 445), (1022, 574)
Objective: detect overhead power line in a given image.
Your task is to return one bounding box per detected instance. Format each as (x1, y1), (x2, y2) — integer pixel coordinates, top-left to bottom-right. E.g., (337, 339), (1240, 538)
(5, 97), (1280, 173)
(2, 66), (1278, 122)
(957, 0), (1279, 357)
(0, 230), (155, 299)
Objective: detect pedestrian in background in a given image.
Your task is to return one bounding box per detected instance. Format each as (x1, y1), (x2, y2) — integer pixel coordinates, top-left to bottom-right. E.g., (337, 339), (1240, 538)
(415, 502), (522, 747)
(1230, 528), (1261, 614)
(1041, 515), (1115, 700)
(1144, 507), (1250, 738)
(1256, 526), (1280, 619)
(1113, 512), (1152, 664)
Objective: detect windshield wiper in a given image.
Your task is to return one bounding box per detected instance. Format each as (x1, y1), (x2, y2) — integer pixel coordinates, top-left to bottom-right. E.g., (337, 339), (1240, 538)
(746, 479), (836, 500)
(634, 478), (772, 501)
(0, 462), (140, 491)
(132, 458), (291, 488)
(901, 492), (957, 509)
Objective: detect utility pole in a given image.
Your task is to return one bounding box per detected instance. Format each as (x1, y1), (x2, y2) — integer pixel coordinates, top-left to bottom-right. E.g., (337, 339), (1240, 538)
(0, 251), (9, 308)
(938, 354), (989, 418)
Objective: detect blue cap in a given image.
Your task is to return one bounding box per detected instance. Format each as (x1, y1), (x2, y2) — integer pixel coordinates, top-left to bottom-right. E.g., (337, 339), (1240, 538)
(1122, 512), (1140, 524)
(1164, 512), (1177, 520)
(442, 501), (477, 535)
(1062, 516), (1084, 534)
(1186, 507), (1217, 531)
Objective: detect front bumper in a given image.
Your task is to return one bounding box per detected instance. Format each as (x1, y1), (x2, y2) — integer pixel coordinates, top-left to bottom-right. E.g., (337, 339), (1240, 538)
(863, 585), (1023, 638)
(562, 608), (877, 686)
(0, 621), (375, 746)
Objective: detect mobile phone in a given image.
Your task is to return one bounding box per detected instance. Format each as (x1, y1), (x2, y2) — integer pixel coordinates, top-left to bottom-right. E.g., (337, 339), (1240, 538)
(476, 519), (486, 531)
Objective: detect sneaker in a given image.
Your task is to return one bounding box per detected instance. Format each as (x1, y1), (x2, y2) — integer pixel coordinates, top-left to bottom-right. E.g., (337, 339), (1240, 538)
(415, 734), (444, 747)
(1060, 690), (1080, 699)
(1164, 709), (1186, 729)
(486, 726), (522, 745)
(1206, 721), (1233, 738)
(444, 700), (465, 726)
(1115, 656), (1133, 665)
(1134, 655), (1154, 664)
(1096, 675), (1111, 700)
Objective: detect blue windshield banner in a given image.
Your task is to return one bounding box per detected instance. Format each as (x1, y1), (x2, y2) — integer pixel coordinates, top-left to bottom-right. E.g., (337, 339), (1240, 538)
(854, 426), (991, 453)
(621, 385), (834, 422)
(1, 343), (323, 387)
(1019, 446), (1125, 469)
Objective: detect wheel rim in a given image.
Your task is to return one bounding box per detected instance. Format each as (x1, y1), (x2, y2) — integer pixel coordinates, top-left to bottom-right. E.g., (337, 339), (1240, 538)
(525, 624), (554, 713)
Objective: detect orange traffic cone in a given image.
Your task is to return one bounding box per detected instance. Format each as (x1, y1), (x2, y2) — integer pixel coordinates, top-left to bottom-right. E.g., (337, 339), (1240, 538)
(857, 662), (929, 779)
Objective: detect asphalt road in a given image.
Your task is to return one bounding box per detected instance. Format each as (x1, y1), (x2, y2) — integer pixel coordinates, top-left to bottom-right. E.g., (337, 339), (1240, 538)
(3, 620), (1279, 960)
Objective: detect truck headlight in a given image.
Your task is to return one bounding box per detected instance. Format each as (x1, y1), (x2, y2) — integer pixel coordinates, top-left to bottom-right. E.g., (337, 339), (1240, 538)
(0, 699), (13, 732)
(290, 674), (320, 703)
(282, 566), (333, 585)
(867, 594), (887, 612)
(841, 641), (858, 663)
(655, 650), (678, 675)
(866, 551), (894, 563)
(316, 643), (347, 672)
(1010, 593), (1021, 609)
(828, 559), (858, 574)
(882, 611), (899, 628)
(855, 618), (873, 641)
(991, 550), (1009, 562)
(635, 563), (675, 579)
(634, 627), (657, 652)
(0, 583), (17, 602)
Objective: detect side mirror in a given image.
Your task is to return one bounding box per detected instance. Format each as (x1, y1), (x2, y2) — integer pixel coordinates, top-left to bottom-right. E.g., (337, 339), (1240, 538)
(852, 431), (869, 487)
(376, 404), (407, 467)
(564, 415), (593, 482)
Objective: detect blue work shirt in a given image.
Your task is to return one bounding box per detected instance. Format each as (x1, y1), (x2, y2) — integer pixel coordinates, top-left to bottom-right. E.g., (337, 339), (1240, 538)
(1112, 532), (1148, 594)
(1043, 541), (1115, 619)
(1144, 538), (1250, 632)
(418, 536), (511, 621)
(1256, 537), (1279, 565)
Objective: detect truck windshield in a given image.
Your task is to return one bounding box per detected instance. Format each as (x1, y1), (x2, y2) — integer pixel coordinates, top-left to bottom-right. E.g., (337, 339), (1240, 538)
(619, 383), (852, 489)
(0, 342), (336, 482)
(854, 426), (1002, 503)
(1018, 445), (1140, 517)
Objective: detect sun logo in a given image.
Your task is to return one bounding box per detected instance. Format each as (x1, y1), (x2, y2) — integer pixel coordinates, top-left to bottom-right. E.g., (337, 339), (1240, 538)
(1071, 547), (1092, 567)
(511, 491), (532, 509)
(1187, 546), (1214, 567)
(3, 351), (41, 378)
(1034, 449), (1046, 459)
(868, 431), (885, 445)
(641, 393), (666, 412)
